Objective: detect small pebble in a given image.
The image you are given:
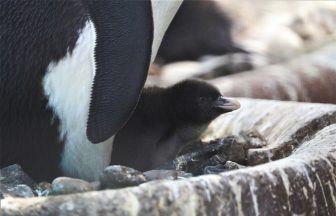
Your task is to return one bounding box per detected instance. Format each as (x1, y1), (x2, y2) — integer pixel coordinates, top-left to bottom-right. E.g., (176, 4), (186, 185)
(50, 177), (94, 195)
(240, 130), (267, 149)
(204, 161), (246, 174)
(223, 161), (246, 170)
(201, 154), (227, 168)
(203, 164), (227, 174)
(100, 165), (147, 189)
(34, 182), (52, 196)
(176, 171), (193, 179)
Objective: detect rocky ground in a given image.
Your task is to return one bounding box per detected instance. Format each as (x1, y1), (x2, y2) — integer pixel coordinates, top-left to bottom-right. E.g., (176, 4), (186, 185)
(0, 133), (259, 199)
(1, 99), (336, 215)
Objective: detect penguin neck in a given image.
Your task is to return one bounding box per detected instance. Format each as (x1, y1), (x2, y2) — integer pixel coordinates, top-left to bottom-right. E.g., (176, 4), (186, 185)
(136, 87), (173, 125)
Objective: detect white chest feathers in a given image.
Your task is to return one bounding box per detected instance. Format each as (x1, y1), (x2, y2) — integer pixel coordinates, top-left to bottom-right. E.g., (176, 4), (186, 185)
(43, 21), (113, 181)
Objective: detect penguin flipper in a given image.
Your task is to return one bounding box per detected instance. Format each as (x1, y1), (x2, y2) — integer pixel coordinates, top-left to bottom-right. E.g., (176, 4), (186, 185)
(86, 0), (153, 144)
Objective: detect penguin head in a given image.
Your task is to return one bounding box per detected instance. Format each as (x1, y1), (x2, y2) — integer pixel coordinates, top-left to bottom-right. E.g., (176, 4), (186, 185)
(169, 79), (240, 124)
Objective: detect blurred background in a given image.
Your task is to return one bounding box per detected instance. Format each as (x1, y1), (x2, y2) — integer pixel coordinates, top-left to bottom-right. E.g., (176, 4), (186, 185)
(147, 0), (336, 104)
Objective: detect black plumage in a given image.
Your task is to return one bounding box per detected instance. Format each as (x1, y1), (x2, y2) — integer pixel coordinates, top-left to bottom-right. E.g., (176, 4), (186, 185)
(0, 0), (87, 181)
(1, 0), (153, 181)
(111, 79), (240, 171)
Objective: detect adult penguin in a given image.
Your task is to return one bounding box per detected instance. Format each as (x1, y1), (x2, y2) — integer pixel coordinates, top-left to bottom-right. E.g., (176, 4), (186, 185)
(0, 0), (182, 181)
(156, 0), (244, 63)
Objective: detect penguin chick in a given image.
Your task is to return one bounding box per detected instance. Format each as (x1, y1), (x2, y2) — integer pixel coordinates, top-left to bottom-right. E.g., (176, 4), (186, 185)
(111, 79), (240, 171)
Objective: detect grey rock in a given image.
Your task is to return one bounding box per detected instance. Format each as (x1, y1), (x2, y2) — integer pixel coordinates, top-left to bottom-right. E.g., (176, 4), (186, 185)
(201, 154), (228, 167)
(210, 44), (336, 110)
(0, 164), (35, 187)
(0, 184), (34, 199)
(203, 164), (227, 174)
(207, 98), (336, 166)
(204, 161), (246, 174)
(143, 170), (192, 180)
(172, 137), (246, 175)
(100, 165), (147, 189)
(50, 177), (94, 195)
(176, 171), (193, 179)
(223, 161), (246, 170)
(240, 130), (267, 149)
(144, 170), (178, 180)
(0, 164), (35, 199)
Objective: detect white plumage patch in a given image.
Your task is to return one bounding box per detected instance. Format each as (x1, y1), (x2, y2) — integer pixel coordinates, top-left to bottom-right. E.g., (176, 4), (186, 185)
(150, 0), (183, 63)
(43, 21), (113, 181)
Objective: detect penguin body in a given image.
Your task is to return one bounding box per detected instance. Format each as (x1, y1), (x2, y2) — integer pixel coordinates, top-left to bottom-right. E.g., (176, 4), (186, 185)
(0, 0), (182, 181)
(1, 0), (88, 181)
(157, 0), (244, 63)
(111, 79), (240, 171)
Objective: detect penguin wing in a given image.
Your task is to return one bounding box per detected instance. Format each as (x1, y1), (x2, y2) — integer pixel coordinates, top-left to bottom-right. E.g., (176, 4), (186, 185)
(85, 0), (153, 144)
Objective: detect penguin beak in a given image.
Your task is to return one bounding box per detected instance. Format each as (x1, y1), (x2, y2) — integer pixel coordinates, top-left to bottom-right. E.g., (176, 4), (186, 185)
(213, 96), (240, 112)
